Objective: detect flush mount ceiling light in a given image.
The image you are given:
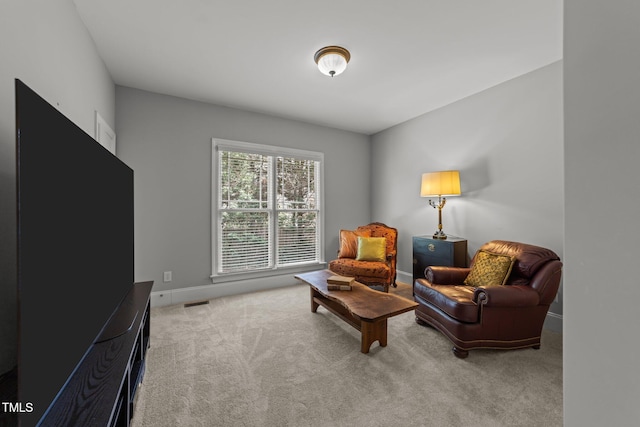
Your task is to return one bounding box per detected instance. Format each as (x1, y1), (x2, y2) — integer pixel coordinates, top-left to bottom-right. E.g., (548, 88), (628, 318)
(314, 45), (351, 77)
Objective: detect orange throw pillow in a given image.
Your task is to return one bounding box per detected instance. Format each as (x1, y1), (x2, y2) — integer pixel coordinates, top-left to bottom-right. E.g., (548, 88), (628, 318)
(338, 229), (371, 258)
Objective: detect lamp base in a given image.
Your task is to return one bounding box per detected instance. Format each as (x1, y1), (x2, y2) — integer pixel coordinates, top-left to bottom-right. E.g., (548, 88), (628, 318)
(433, 230), (448, 240)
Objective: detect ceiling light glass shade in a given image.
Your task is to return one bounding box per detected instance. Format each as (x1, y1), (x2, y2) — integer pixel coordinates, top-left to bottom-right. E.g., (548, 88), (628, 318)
(314, 46), (351, 77)
(420, 170), (461, 197)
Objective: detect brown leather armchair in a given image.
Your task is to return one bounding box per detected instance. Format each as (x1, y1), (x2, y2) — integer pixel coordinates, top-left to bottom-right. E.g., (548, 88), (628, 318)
(328, 222), (397, 292)
(413, 240), (562, 358)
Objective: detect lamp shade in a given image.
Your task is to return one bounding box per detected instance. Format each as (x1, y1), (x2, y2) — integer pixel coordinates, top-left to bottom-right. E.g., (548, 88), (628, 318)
(420, 170), (461, 197)
(314, 46), (351, 77)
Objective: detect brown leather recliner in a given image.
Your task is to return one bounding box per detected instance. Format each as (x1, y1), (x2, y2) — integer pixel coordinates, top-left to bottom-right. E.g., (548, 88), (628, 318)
(413, 240), (562, 358)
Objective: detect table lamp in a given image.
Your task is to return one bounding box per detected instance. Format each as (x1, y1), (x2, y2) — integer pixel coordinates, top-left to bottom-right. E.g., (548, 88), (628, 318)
(420, 170), (461, 239)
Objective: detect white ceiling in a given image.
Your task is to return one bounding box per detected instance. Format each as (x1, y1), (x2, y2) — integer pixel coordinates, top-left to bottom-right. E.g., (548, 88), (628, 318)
(73, 0), (562, 135)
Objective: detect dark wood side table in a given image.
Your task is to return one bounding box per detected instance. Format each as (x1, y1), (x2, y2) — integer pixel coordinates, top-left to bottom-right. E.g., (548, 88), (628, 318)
(412, 236), (467, 283)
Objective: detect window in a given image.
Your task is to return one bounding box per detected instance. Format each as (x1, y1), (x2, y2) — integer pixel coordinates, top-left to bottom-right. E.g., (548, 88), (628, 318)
(212, 139), (324, 278)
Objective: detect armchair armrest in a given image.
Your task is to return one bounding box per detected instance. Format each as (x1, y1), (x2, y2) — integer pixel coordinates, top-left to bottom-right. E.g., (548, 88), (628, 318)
(424, 266), (471, 285)
(473, 285), (540, 307)
(386, 250), (397, 261)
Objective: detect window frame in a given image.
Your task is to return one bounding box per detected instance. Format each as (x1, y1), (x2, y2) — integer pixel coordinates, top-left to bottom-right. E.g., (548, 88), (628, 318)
(211, 138), (325, 282)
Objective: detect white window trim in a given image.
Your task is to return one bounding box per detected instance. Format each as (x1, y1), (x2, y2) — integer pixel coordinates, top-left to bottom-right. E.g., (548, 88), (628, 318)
(211, 138), (325, 283)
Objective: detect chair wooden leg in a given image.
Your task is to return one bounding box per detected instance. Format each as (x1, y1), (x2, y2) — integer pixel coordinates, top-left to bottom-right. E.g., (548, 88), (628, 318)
(452, 347), (469, 359)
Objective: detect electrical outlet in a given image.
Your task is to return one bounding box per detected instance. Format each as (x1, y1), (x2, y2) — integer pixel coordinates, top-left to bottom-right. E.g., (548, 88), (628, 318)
(163, 271), (172, 282)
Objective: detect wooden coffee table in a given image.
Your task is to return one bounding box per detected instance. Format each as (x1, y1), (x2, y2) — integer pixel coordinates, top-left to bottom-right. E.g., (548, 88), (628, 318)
(295, 270), (418, 353)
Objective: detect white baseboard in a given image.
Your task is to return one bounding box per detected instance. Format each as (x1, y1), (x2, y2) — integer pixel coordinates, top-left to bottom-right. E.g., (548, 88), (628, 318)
(396, 269), (412, 286)
(544, 311), (563, 333)
(150, 273), (301, 308)
(153, 269), (563, 333)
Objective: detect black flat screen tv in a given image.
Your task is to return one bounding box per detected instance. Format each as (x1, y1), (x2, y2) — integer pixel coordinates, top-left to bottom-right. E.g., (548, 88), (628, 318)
(15, 80), (134, 426)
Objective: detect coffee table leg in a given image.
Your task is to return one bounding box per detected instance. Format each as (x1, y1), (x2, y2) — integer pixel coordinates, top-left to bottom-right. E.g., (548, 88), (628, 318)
(378, 319), (388, 347)
(310, 287), (319, 313)
(360, 319), (388, 353)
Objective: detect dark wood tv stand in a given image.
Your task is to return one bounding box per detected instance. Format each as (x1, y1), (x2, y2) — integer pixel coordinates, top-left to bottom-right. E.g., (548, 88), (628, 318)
(39, 281), (153, 427)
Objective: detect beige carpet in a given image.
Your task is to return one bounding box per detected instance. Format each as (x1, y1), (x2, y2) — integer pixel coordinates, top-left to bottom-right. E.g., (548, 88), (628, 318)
(131, 282), (562, 427)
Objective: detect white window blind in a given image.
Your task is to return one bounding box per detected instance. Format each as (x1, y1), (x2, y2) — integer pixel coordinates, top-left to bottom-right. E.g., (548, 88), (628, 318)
(213, 139), (323, 277)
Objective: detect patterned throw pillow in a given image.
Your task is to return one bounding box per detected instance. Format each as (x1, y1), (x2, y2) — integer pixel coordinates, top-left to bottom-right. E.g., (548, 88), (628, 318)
(338, 229), (371, 258)
(464, 250), (516, 287)
(355, 237), (387, 262)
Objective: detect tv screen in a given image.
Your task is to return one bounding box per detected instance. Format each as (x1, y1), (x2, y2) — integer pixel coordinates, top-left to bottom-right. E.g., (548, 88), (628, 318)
(16, 80), (134, 425)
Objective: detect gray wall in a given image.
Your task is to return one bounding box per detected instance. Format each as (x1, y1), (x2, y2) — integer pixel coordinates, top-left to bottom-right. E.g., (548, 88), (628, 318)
(4, 2), (638, 423)
(0, 0), (115, 375)
(564, 1), (640, 425)
(371, 61), (564, 326)
(115, 86), (371, 294)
